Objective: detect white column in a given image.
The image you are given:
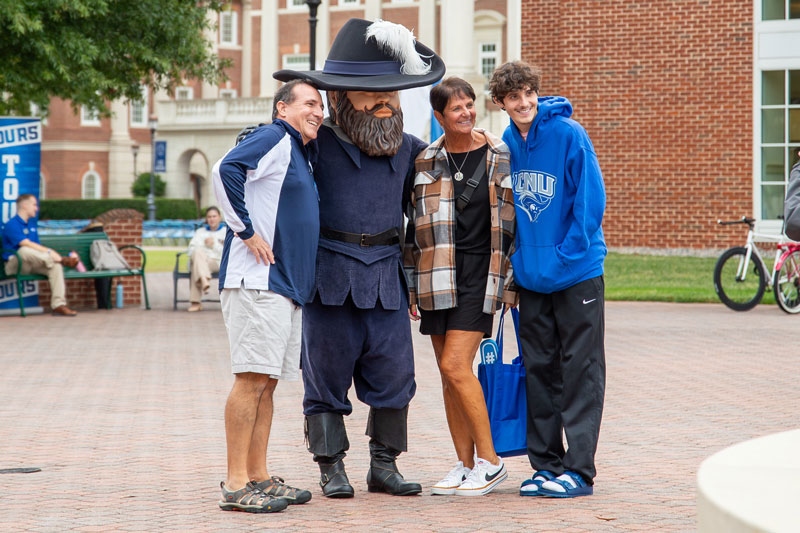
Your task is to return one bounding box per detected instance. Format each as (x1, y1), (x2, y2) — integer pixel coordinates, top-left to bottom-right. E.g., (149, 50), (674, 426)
(506, 0), (521, 62)
(417, 0), (435, 47)
(202, 9), (219, 99)
(260, 0), (278, 97)
(440, 0), (477, 79)
(315, 1), (330, 70)
(364, 0), (382, 21)
(241, 0), (253, 97)
(107, 99), (135, 198)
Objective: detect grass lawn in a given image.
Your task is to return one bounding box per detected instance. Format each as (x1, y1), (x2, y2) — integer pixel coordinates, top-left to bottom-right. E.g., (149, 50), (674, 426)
(143, 248), (184, 273)
(604, 252), (775, 305)
(141, 248), (775, 305)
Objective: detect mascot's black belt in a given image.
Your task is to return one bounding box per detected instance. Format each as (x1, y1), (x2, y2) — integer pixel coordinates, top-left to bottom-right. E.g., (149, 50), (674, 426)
(321, 227), (400, 247)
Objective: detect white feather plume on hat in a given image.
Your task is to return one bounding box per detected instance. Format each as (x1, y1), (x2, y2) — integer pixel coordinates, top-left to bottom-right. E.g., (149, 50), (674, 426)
(365, 19), (432, 76)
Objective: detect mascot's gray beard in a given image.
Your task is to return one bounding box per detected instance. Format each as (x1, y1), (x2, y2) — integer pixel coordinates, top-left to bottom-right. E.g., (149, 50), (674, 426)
(332, 92), (404, 157)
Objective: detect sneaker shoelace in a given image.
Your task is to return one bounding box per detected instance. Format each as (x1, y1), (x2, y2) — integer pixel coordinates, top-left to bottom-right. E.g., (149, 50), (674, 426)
(462, 459), (490, 484)
(439, 464), (470, 486)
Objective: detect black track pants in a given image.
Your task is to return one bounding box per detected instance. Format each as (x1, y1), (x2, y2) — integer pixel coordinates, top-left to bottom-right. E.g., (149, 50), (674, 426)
(518, 276), (606, 484)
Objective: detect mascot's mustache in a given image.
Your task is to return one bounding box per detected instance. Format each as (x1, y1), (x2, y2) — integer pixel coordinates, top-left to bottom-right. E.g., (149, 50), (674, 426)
(363, 103), (400, 116)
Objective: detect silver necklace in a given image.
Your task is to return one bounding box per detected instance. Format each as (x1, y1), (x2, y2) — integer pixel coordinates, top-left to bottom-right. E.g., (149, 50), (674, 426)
(446, 135), (474, 182)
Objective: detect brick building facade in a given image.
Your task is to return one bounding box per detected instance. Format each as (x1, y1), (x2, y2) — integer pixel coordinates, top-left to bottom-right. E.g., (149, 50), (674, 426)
(520, 0), (800, 249)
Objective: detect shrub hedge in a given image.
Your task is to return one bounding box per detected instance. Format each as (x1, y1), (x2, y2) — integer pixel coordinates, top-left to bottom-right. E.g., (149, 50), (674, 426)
(39, 199), (199, 220)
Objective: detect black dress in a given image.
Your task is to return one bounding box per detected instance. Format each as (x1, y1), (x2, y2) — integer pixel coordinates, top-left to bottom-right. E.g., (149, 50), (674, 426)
(419, 143), (494, 337)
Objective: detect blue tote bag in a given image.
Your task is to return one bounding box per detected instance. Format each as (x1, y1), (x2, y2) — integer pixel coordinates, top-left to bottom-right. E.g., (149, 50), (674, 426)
(478, 306), (527, 457)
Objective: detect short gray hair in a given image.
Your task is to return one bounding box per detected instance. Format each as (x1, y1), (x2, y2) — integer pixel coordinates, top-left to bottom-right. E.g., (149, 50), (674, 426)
(272, 79), (317, 120)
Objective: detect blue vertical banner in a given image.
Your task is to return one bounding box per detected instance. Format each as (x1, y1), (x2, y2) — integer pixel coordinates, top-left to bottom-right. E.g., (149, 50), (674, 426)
(154, 140), (166, 172)
(0, 117), (42, 315)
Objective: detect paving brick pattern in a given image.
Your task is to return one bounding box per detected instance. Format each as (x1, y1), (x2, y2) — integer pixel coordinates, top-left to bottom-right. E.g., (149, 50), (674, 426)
(1, 272), (798, 531)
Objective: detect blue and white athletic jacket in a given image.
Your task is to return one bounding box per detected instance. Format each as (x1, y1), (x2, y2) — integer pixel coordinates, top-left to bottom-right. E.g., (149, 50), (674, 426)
(212, 119), (319, 305)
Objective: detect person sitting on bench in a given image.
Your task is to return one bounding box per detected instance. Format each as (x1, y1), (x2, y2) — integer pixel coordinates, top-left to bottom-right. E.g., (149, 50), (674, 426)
(2, 194), (79, 316)
(187, 206), (225, 312)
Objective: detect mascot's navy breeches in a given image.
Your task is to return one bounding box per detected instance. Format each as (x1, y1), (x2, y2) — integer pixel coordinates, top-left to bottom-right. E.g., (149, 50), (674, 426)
(301, 293), (416, 416)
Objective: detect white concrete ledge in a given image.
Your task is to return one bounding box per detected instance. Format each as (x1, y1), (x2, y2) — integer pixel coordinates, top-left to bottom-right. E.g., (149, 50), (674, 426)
(697, 428), (800, 532)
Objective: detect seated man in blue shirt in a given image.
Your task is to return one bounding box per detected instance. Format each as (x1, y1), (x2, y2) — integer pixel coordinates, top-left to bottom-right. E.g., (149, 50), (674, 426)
(2, 194), (79, 316)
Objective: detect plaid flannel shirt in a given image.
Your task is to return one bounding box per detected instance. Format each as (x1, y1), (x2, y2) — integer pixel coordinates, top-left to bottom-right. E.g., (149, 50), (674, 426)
(404, 129), (516, 314)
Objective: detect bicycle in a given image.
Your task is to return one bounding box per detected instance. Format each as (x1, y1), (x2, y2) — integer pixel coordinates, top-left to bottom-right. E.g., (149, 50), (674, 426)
(714, 216), (800, 313)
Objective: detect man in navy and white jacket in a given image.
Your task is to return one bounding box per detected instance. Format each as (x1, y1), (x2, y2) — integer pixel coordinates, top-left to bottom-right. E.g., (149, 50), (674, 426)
(211, 80), (323, 513)
(490, 61), (607, 499)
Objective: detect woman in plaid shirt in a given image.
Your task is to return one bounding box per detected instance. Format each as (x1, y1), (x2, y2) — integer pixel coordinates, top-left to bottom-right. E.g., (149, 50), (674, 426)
(404, 78), (517, 497)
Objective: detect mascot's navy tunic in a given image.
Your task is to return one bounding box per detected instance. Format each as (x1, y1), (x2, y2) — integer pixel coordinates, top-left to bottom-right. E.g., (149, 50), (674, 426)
(302, 121), (427, 416)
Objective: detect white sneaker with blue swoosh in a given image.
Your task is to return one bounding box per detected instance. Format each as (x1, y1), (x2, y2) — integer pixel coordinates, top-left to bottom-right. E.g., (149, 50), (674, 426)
(454, 457), (507, 496)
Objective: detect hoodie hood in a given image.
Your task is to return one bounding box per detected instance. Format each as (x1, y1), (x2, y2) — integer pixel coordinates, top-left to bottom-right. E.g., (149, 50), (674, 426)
(510, 96), (573, 149)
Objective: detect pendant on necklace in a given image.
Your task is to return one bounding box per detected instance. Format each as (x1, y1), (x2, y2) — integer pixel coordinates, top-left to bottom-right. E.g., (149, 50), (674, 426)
(454, 171), (464, 182)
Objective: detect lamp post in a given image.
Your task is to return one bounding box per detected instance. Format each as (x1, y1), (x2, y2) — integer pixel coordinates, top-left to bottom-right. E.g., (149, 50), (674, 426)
(305, 0), (321, 71)
(131, 144), (139, 185)
(147, 116), (158, 222)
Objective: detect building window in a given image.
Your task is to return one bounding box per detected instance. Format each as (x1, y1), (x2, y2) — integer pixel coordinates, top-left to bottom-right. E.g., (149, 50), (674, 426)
(81, 106), (101, 126)
(289, 0), (306, 8)
(81, 171), (102, 199)
(340, 0), (359, 5)
(479, 43), (498, 79)
(176, 87), (194, 100)
(283, 53), (310, 71)
(219, 89), (237, 99)
(759, 69), (800, 220)
(130, 86), (148, 127)
(762, 0), (800, 20)
(39, 173), (46, 200)
(220, 10), (237, 45)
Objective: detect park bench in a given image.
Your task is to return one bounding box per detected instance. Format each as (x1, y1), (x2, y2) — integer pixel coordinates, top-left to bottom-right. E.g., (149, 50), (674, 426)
(0, 232), (150, 317)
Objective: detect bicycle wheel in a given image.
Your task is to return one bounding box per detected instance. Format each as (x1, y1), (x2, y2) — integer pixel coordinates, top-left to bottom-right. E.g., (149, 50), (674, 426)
(773, 250), (800, 314)
(713, 246), (766, 311)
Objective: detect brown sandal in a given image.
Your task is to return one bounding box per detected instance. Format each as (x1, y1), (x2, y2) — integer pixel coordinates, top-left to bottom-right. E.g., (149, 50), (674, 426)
(218, 481), (288, 513)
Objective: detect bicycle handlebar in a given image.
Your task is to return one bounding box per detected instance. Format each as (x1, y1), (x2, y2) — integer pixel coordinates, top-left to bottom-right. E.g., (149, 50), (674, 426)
(717, 216), (756, 227)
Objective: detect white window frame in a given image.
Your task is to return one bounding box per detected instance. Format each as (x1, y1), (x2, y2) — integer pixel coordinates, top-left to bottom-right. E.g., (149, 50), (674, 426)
(219, 89), (238, 99)
(81, 105), (101, 126)
(282, 53), (311, 71)
(220, 10), (238, 45)
(176, 87), (194, 100)
(340, 0), (359, 6)
(130, 85), (148, 127)
(39, 173), (46, 200)
(753, 3), (800, 234)
(761, 0), (800, 20)
(479, 42), (499, 80)
(81, 171), (102, 199)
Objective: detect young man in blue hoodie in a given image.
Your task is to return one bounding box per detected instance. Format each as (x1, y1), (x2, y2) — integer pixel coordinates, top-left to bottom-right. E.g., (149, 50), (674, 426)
(490, 61), (606, 498)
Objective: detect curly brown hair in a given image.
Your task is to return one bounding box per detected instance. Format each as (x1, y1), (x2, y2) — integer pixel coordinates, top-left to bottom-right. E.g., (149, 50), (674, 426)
(489, 61), (541, 104)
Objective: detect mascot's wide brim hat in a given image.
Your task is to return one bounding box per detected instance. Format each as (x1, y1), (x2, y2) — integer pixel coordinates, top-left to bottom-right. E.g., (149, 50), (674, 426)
(274, 18), (445, 91)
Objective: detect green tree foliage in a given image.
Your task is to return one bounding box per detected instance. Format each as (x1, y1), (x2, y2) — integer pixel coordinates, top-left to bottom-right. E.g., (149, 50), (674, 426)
(0, 0), (231, 117)
(131, 173), (166, 198)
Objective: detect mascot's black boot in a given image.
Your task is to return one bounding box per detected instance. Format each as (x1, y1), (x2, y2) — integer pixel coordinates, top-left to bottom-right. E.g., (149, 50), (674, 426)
(365, 407), (422, 496)
(305, 413), (354, 498)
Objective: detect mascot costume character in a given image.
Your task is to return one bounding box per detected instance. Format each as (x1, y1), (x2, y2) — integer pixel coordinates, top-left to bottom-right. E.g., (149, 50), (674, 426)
(273, 19), (445, 498)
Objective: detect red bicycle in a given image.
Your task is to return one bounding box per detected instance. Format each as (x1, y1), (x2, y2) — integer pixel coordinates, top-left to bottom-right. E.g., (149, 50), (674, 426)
(714, 217), (800, 313)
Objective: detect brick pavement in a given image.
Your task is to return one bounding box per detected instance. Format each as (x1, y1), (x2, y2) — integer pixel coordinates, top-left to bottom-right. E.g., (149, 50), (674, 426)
(1, 272), (799, 532)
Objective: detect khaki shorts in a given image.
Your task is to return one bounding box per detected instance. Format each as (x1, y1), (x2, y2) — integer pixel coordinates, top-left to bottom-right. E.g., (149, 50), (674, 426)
(220, 287), (302, 380)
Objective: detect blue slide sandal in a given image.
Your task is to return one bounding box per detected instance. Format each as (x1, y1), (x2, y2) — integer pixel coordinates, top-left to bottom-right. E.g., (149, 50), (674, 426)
(519, 470), (556, 496)
(538, 470), (593, 498)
